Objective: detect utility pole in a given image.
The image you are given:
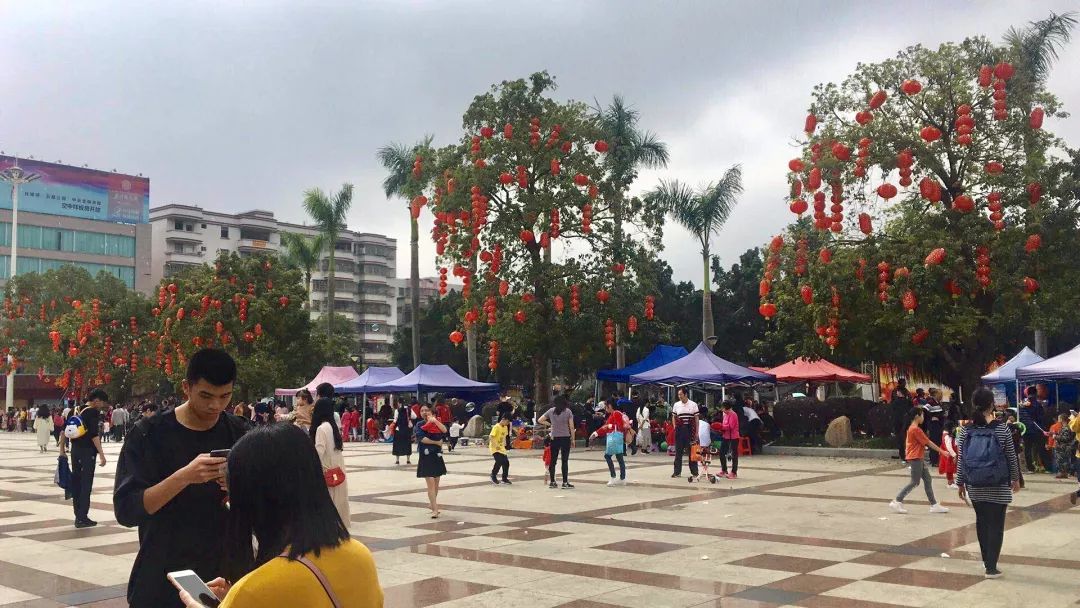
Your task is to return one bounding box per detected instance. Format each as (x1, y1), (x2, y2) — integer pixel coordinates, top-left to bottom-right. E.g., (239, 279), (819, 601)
(1, 159), (41, 413)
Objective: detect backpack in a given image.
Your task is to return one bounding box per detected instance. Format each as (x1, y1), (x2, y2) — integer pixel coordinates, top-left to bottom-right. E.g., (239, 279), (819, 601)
(63, 407), (93, 440)
(961, 425), (1010, 487)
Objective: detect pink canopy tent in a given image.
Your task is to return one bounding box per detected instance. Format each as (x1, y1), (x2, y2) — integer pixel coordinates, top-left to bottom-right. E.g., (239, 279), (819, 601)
(274, 366), (360, 397)
(765, 358), (871, 383)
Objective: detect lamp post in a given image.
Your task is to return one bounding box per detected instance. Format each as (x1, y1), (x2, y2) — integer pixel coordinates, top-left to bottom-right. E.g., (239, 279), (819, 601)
(1, 159), (40, 413)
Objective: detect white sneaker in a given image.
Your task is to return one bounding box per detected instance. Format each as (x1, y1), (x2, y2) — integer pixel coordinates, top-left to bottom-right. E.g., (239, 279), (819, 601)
(617, 478), (627, 486)
(929, 503), (950, 514)
(606, 478), (618, 487)
(947, 483), (959, 489)
(889, 500), (908, 514)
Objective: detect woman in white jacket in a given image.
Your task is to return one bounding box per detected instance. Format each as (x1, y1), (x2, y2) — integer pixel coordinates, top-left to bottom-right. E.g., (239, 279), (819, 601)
(636, 402), (652, 454)
(310, 385), (350, 525)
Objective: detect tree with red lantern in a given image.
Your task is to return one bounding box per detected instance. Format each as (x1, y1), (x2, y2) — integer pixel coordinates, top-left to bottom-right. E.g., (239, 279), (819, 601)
(148, 252), (353, 400)
(758, 14), (1080, 392)
(413, 73), (666, 407)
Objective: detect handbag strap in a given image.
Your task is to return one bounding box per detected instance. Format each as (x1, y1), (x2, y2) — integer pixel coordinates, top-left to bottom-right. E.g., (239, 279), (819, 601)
(279, 553), (343, 608)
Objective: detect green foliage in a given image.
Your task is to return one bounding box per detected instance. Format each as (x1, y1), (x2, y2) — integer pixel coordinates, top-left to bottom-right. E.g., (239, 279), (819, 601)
(760, 18), (1078, 393)
(302, 183), (354, 343)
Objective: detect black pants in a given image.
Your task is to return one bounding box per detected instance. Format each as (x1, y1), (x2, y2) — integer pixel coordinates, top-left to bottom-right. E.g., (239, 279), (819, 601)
(747, 419), (762, 454)
(491, 453), (509, 480)
(448, 437), (458, 451)
(548, 436), (571, 483)
(972, 501), (1007, 571)
(720, 438), (739, 474)
(1023, 434), (1047, 471)
(894, 421), (905, 459)
(673, 431), (698, 477)
(70, 448), (97, 521)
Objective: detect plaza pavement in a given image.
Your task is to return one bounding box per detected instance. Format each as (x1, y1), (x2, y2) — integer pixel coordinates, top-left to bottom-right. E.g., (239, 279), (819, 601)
(0, 432), (1078, 607)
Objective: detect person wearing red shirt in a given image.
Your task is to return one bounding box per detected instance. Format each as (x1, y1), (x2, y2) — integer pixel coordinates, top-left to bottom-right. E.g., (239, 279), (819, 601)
(590, 400), (631, 486)
(435, 401), (452, 425)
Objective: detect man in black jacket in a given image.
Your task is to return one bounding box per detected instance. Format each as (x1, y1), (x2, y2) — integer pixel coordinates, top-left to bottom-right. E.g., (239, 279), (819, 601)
(59, 388), (109, 528)
(890, 379), (912, 460)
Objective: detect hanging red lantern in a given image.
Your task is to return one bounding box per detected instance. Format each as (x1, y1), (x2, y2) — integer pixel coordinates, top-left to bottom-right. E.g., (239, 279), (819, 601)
(876, 183), (898, 200)
(789, 199), (808, 215)
(758, 302), (777, 320)
(800, 285), (813, 305)
(807, 167), (821, 191)
(554, 295), (565, 314)
(951, 195), (975, 213)
(519, 229), (535, 243)
(912, 328), (930, 346)
(919, 126), (941, 142)
(1027, 182), (1043, 205)
(978, 65), (993, 87)
(627, 315), (638, 336)
(804, 113), (817, 135)
(596, 289), (610, 304)
(594, 140), (609, 153)
(818, 248), (832, 264)
(449, 330), (464, 346)
(279, 295), (289, 308)
(573, 173), (589, 186)
(612, 262), (625, 275)
(902, 290), (918, 314)
(1024, 234), (1042, 253)
(503, 123), (513, 139)
(759, 280), (771, 298)
(984, 161), (1004, 175)
(1030, 107), (1044, 129)
(993, 62), (1015, 80)
(858, 213), (872, 235)
(831, 142), (851, 161)
(499, 280), (510, 297)
(901, 79), (923, 95)
(869, 90), (887, 109)
(243, 332), (255, 343)
(788, 158), (805, 173)
(924, 248), (946, 267)
(855, 111), (874, 125)
(1023, 276), (1039, 295)
(513, 310), (526, 324)
(918, 177), (942, 203)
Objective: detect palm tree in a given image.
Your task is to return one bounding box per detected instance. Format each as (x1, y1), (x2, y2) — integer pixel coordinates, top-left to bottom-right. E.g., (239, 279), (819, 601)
(596, 96), (669, 370)
(646, 166), (743, 343)
(279, 231), (326, 309)
(303, 184), (353, 344)
(377, 136), (432, 371)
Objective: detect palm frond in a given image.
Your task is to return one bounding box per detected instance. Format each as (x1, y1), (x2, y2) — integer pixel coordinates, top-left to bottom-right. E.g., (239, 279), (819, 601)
(647, 179), (702, 235)
(631, 130), (670, 169)
(331, 183), (354, 226)
(1005, 11), (1076, 86)
(376, 142), (412, 199)
(702, 165), (743, 235)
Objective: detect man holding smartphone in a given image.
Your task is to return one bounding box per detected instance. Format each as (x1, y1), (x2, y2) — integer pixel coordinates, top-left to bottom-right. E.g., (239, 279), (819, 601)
(114, 349), (251, 607)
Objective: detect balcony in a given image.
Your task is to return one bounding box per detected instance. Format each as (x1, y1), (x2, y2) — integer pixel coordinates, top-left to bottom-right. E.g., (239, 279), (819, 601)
(165, 226), (202, 238)
(164, 250), (205, 264)
(237, 238), (277, 252)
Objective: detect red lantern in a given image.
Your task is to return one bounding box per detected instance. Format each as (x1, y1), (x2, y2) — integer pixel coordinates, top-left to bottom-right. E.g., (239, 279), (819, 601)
(627, 315), (638, 336)
(243, 332), (255, 343)
(800, 285), (813, 305)
(503, 123), (513, 139)
(984, 161), (1004, 175)
(573, 173), (589, 186)
(858, 213), (872, 235)
(513, 310), (526, 324)
(918, 177), (942, 203)
(818, 248), (832, 264)
(554, 295), (565, 314)
(912, 328), (930, 346)
(831, 142), (851, 161)
(978, 65), (992, 87)
(789, 199), (808, 215)
(876, 183), (898, 200)
(167, 283), (178, 294)
(279, 296), (289, 308)
(176, 308), (185, 321)
(807, 167), (821, 191)
(1023, 276), (1039, 295)
(596, 289), (610, 304)
(1030, 107), (1044, 129)
(549, 159), (560, 176)
(804, 113), (817, 135)
(919, 126), (941, 142)
(855, 111), (873, 125)
(449, 330), (464, 346)
(758, 302), (777, 320)
(951, 195), (975, 213)
(788, 158), (805, 172)
(499, 172), (513, 185)
(1027, 182), (1043, 205)
(902, 290), (918, 314)
(993, 62), (1015, 80)
(869, 90), (887, 109)
(924, 248), (946, 267)
(901, 79), (923, 95)
(499, 280), (510, 297)
(1024, 234), (1042, 253)
(759, 280), (771, 298)
(519, 229), (535, 243)
(594, 140), (609, 153)
(612, 262), (625, 275)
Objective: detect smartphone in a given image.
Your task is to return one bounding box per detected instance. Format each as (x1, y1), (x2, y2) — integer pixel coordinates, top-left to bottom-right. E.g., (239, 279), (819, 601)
(167, 570), (220, 607)
(209, 449), (231, 458)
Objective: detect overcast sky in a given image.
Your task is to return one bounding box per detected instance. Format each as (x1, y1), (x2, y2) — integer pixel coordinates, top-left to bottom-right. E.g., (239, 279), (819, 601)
(2, 1), (1078, 286)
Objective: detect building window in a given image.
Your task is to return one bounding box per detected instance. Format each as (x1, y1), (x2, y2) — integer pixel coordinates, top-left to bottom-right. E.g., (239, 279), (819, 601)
(220, 226), (229, 239)
(0, 223), (135, 259)
(239, 228), (271, 241)
(174, 220), (184, 231)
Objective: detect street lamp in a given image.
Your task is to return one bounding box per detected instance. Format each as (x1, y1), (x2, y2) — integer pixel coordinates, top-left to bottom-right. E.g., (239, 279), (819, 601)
(1, 159), (40, 413)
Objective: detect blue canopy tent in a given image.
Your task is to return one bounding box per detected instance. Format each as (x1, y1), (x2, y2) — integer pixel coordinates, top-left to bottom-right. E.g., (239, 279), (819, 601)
(596, 345), (689, 384)
(337, 366), (405, 441)
(369, 364), (500, 401)
(981, 347), (1043, 407)
(629, 343), (776, 392)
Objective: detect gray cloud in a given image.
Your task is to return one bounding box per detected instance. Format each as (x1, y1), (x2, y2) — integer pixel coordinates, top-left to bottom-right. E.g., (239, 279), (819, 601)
(2, 0), (1077, 285)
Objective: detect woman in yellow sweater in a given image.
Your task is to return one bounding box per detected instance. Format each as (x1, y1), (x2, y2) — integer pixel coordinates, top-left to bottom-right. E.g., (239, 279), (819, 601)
(178, 424), (382, 608)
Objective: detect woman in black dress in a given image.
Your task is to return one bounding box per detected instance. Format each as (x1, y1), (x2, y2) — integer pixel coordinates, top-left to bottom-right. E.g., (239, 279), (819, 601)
(415, 404), (447, 518)
(392, 401), (415, 465)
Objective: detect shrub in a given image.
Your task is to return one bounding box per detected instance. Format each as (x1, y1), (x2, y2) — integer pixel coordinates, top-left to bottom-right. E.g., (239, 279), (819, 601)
(773, 396), (878, 437)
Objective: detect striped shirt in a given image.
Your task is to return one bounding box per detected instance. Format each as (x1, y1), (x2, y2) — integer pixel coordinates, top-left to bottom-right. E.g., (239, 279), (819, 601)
(672, 400), (699, 427)
(956, 420), (1019, 505)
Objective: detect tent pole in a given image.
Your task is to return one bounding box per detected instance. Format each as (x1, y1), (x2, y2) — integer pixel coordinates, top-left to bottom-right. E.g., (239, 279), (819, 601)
(1055, 382), (1059, 408)
(362, 392), (367, 442)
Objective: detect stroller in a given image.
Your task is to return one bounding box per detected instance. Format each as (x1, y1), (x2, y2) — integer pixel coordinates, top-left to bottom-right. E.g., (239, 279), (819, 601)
(688, 444), (722, 484)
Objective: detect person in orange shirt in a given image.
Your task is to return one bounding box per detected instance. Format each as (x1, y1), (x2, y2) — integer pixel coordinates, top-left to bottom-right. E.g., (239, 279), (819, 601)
(890, 407), (952, 514)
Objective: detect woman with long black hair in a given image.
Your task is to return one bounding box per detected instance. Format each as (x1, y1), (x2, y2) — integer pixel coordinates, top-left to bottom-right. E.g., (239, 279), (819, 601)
(177, 424), (381, 607)
(415, 404), (447, 518)
(392, 400), (414, 465)
(310, 383), (349, 525)
(538, 393), (576, 489)
(957, 387), (1020, 579)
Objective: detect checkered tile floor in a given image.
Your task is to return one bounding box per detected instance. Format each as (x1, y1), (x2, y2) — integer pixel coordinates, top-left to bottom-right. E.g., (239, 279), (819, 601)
(1, 432), (1078, 607)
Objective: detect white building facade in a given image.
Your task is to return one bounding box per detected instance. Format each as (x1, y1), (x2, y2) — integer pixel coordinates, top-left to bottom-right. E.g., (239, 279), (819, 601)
(150, 204), (397, 364)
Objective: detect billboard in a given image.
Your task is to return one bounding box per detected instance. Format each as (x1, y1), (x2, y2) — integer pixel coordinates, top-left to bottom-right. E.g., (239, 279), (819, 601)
(0, 156), (149, 224)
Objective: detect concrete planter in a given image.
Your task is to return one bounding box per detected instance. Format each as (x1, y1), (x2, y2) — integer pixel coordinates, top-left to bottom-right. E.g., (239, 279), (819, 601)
(762, 445), (895, 459)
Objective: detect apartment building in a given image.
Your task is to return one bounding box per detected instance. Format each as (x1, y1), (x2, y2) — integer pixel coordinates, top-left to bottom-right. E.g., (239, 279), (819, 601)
(392, 277), (462, 328)
(149, 204), (397, 364)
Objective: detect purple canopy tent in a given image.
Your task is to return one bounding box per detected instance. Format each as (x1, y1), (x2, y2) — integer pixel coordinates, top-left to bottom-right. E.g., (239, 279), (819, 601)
(337, 366), (406, 441)
(629, 342), (776, 390)
(368, 364), (499, 399)
(274, 366), (359, 397)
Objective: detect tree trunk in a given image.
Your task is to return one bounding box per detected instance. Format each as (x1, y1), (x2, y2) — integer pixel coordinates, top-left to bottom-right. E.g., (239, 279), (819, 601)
(304, 271), (312, 310)
(410, 216), (421, 370)
(532, 247), (552, 411)
(1034, 329), (1047, 357)
(701, 249), (714, 343)
(612, 197), (627, 394)
(466, 326), (477, 380)
(615, 325), (626, 394)
(327, 241), (336, 349)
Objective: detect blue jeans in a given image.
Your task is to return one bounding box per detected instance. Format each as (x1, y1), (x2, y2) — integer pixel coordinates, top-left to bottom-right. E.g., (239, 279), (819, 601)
(605, 453), (625, 479)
